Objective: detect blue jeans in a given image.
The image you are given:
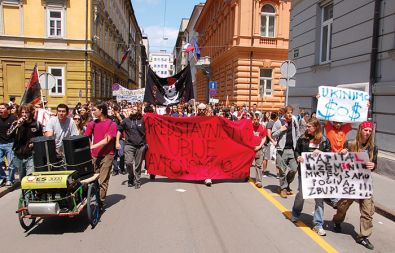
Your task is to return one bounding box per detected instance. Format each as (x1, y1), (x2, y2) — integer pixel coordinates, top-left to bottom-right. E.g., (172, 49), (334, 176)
(13, 155), (34, 180)
(0, 143), (15, 183)
(292, 174), (324, 229)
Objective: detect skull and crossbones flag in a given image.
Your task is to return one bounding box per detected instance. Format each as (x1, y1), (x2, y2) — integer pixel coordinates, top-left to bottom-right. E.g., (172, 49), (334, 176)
(144, 64), (194, 106)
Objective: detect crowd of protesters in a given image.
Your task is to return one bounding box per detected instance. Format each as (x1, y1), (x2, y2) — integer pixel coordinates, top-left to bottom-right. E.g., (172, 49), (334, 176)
(0, 97), (377, 250)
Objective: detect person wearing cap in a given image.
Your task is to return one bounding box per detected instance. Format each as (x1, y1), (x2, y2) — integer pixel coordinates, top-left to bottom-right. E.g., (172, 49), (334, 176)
(196, 103), (212, 186)
(332, 121), (378, 250)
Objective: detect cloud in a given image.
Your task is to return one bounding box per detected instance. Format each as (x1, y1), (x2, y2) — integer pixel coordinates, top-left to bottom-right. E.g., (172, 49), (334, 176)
(143, 26), (179, 53)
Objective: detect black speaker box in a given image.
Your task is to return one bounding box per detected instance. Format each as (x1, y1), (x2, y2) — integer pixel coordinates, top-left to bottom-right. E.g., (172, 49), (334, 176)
(62, 135), (94, 178)
(31, 136), (58, 171)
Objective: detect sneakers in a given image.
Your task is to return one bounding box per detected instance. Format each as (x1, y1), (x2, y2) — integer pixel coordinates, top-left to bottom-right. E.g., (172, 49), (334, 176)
(262, 171), (269, 178)
(112, 170), (119, 176)
(134, 180), (141, 189)
(333, 223), (342, 233)
(5, 181), (12, 187)
(204, 179), (212, 187)
(280, 189), (288, 198)
(255, 182), (262, 188)
(312, 226), (326, 236)
(127, 180), (134, 187)
(357, 237), (374, 250)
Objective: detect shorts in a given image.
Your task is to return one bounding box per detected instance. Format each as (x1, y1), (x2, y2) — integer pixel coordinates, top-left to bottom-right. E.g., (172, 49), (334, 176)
(262, 144), (271, 160)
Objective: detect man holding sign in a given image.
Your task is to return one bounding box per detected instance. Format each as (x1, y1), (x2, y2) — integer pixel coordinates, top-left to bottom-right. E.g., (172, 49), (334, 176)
(332, 121), (378, 250)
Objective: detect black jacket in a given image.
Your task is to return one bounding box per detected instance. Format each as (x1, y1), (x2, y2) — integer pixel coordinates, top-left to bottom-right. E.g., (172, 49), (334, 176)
(118, 117), (145, 146)
(295, 135), (331, 157)
(11, 120), (43, 158)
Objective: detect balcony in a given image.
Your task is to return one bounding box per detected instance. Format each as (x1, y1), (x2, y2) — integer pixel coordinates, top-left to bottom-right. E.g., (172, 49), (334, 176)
(259, 37), (277, 46)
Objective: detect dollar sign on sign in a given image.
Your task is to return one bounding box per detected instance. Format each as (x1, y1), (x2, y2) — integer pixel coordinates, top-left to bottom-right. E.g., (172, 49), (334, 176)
(349, 102), (361, 121)
(318, 99), (337, 120)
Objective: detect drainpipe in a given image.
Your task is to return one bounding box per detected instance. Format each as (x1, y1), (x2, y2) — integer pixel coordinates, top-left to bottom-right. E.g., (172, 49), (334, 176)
(85, 0), (89, 102)
(369, 0), (381, 121)
(248, 0), (255, 109)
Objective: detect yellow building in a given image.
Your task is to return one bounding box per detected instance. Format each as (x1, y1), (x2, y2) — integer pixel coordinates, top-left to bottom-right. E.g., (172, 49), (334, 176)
(0, 0), (143, 108)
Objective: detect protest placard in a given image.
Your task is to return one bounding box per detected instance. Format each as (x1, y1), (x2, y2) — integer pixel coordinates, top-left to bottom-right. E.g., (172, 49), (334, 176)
(144, 114), (256, 180)
(112, 83), (145, 102)
(317, 86), (369, 123)
(300, 152), (372, 199)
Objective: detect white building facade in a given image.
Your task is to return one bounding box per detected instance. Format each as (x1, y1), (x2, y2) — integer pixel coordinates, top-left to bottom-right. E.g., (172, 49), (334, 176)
(288, 0), (395, 177)
(149, 52), (174, 78)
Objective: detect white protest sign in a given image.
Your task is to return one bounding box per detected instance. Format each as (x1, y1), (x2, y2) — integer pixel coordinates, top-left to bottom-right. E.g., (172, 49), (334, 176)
(112, 84), (145, 102)
(317, 86), (369, 123)
(301, 152), (372, 199)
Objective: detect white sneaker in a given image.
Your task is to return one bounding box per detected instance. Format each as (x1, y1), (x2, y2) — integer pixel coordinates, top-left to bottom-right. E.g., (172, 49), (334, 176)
(204, 179), (212, 187)
(313, 226), (326, 236)
(5, 181), (12, 187)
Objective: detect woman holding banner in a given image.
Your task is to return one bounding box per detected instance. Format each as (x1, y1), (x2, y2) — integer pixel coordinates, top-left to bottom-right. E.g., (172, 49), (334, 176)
(332, 121), (378, 250)
(290, 118), (331, 236)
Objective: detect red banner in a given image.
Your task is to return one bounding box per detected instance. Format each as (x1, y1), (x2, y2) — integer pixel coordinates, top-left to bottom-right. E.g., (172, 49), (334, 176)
(144, 114), (256, 180)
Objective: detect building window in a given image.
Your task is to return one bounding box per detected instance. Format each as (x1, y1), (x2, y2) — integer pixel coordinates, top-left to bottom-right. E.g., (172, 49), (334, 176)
(48, 66), (65, 95)
(259, 69), (272, 96)
(2, 0), (20, 4)
(260, 4), (275, 37)
(47, 8), (64, 37)
(320, 3), (333, 63)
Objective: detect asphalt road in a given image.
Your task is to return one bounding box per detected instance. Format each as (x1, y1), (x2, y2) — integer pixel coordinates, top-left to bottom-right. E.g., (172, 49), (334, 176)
(1, 166), (395, 253)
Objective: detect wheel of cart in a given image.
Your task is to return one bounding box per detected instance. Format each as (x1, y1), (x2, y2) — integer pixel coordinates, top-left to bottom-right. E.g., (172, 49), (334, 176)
(17, 190), (36, 231)
(86, 182), (100, 227)
(81, 174), (101, 227)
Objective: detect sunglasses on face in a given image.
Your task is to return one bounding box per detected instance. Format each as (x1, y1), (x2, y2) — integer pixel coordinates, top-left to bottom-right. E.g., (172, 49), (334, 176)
(73, 118), (81, 120)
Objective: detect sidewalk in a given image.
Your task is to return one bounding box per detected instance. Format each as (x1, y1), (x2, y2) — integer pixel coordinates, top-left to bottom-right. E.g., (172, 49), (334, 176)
(371, 172), (395, 221)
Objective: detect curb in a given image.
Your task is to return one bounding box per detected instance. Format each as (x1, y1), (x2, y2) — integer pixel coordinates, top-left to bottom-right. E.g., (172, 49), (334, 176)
(0, 182), (20, 198)
(374, 202), (395, 222)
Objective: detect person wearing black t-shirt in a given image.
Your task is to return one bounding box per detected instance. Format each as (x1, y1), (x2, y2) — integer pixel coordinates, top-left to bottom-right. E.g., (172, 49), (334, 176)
(8, 104), (43, 180)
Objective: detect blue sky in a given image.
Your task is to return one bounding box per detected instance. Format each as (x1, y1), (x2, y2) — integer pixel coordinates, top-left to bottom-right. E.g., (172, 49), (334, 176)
(133, 0), (205, 53)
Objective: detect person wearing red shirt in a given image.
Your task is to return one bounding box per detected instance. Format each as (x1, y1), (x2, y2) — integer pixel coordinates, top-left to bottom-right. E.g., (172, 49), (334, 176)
(325, 121), (352, 152)
(251, 113), (267, 188)
(85, 101), (117, 208)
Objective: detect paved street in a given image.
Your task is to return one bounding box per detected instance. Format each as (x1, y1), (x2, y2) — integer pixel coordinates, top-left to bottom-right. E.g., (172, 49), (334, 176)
(1, 163), (394, 253)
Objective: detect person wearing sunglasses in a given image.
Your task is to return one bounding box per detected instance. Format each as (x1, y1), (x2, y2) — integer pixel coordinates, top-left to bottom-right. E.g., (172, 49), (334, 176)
(73, 115), (85, 135)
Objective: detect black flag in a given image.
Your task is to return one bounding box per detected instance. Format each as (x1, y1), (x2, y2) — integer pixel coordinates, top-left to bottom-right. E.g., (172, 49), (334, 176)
(21, 64), (41, 105)
(144, 64), (194, 106)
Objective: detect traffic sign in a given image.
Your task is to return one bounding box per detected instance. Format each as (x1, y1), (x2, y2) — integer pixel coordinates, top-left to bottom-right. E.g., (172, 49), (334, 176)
(39, 73), (56, 90)
(280, 60), (297, 106)
(279, 78), (296, 87)
(280, 60), (296, 78)
(209, 81), (217, 90)
(209, 89), (217, 97)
